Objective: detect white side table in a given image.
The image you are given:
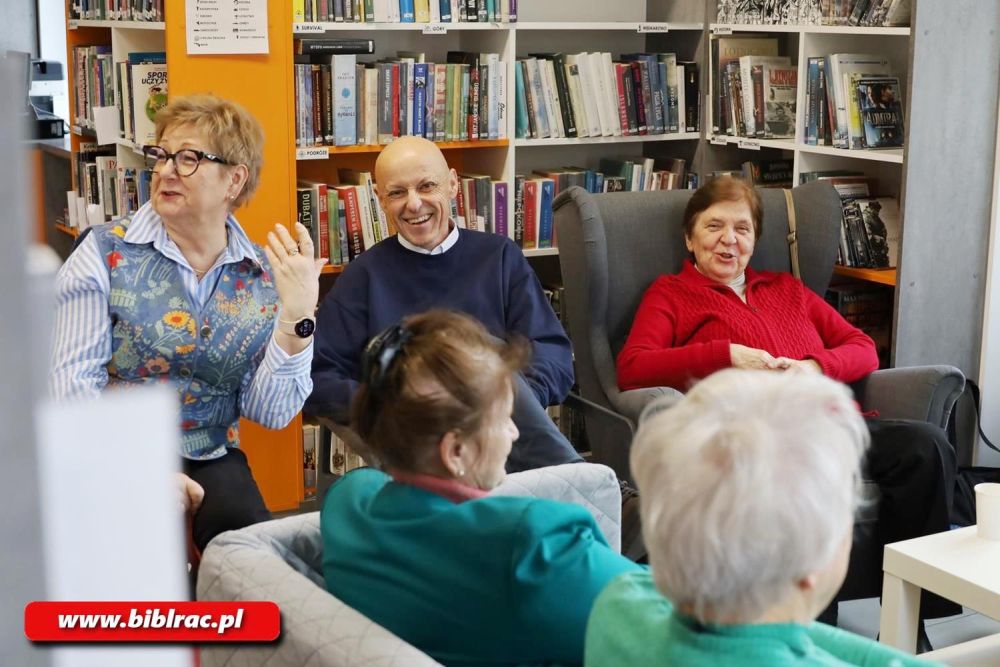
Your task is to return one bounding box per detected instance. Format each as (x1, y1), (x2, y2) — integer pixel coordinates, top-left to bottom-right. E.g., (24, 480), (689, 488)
(880, 526), (1000, 658)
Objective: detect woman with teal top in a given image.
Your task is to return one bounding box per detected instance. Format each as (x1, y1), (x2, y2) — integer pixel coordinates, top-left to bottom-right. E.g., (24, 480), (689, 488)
(320, 310), (640, 667)
(585, 369), (943, 667)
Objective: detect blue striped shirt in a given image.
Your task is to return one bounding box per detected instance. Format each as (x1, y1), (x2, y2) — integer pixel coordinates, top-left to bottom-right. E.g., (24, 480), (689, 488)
(50, 203), (312, 435)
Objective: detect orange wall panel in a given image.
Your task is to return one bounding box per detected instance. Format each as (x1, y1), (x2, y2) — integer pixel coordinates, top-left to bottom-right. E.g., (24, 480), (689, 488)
(165, 1), (302, 512)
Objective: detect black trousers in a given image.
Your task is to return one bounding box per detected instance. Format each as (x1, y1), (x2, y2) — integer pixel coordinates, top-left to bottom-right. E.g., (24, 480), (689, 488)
(866, 418), (959, 618)
(183, 448), (272, 552)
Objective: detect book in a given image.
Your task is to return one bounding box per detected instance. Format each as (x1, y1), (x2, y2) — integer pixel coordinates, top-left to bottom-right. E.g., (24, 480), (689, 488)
(762, 66), (797, 139)
(333, 55), (357, 145)
(854, 197), (901, 268)
(295, 39), (375, 55)
(856, 76), (905, 148)
(713, 36), (779, 135)
(130, 62), (167, 146)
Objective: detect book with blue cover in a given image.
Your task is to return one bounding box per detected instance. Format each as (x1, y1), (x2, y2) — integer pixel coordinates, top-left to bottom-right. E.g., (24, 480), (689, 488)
(333, 55), (357, 146)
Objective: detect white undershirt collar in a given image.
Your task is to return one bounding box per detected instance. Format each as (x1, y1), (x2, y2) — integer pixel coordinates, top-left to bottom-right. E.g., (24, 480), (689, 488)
(397, 221), (459, 255)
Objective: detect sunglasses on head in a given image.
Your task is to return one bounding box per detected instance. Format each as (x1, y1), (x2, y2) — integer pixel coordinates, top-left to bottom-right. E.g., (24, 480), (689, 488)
(361, 324), (414, 391)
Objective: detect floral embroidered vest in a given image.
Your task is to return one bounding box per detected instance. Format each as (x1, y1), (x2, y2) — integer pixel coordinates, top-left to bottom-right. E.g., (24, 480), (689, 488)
(92, 219), (279, 459)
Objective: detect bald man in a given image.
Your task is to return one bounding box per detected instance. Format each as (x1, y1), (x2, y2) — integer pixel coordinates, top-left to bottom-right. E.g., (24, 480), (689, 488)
(305, 137), (583, 472)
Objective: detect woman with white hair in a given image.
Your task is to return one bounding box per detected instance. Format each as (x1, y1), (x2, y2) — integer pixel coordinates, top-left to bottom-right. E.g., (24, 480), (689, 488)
(585, 369), (941, 666)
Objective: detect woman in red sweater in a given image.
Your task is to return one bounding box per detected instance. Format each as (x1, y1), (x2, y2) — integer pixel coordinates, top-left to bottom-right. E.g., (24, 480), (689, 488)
(617, 176), (957, 629)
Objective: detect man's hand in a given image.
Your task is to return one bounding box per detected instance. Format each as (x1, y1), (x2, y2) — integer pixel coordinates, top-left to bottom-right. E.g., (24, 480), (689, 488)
(730, 344), (783, 371)
(175, 473), (204, 515)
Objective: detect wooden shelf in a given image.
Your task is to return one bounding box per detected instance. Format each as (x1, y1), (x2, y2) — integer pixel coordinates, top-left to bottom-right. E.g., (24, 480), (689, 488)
(796, 143), (904, 164)
(297, 139), (508, 159)
(55, 223), (80, 238)
(70, 19), (165, 30)
(293, 21), (510, 32)
(708, 135), (796, 151)
(516, 132), (700, 147)
(323, 248), (557, 268)
(710, 23), (910, 36)
(833, 265), (897, 286)
(523, 247), (558, 257)
(518, 22), (702, 31)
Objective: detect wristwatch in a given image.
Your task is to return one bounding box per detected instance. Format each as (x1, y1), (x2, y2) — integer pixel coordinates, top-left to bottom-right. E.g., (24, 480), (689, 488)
(278, 316), (316, 338)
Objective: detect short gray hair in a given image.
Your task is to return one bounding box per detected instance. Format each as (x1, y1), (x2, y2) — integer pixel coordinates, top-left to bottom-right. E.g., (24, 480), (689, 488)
(630, 369), (869, 622)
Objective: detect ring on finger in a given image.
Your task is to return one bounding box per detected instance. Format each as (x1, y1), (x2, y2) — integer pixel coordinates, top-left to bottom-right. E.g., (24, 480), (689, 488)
(286, 245), (300, 256)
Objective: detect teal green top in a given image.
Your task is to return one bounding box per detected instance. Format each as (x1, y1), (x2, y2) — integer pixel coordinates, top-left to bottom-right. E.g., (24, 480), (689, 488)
(321, 468), (640, 667)
(585, 571), (944, 667)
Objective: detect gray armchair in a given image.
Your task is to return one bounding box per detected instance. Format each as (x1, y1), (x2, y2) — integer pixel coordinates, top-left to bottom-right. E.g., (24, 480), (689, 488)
(554, 181), (964, 477)
(553, 182), (964, 601)
(197, 463), (624, 667)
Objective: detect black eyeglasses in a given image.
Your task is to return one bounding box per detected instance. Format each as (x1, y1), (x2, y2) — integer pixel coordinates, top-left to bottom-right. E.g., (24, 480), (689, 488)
(361, 324), (414, 392)
(142, 145), (231, 177)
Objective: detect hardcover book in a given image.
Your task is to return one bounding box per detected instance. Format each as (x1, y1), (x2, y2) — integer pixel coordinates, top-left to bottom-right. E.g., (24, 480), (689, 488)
(856, 76), (904, 148)
(762, 66), (797, 139)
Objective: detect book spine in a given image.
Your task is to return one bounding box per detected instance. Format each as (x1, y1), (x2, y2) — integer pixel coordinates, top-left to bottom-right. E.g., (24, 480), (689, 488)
(538, 179), (554, 248)
(413, 62), (428, 137)
(551, 54), (576, 138)
(334, 55), (357, 145)
(513, 175), (524, 246)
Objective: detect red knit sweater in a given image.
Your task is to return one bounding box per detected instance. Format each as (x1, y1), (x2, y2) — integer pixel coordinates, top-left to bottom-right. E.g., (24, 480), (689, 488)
(617, 261), (879, 391)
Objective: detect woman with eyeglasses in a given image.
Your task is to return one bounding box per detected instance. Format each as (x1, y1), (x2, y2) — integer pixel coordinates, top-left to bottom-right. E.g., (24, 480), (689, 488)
(50, 94), (325, 551)
(321, 309), (640, 667)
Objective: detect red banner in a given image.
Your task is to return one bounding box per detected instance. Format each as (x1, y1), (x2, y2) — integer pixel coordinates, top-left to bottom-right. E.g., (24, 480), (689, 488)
(25, 601), (280, 642)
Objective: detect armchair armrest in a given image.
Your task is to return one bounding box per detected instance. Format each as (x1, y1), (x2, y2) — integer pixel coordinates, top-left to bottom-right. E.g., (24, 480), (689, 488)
(852, 365), (965, 428)
(199, 514), (441, 667)
(492, 462), (623, 553)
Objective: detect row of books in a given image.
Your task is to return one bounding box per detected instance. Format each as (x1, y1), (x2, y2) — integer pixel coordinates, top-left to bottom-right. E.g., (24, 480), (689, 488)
(516, 53), (700, 140)
(293, 51), (505, 147)
(73, 142), (153, 227)
(301, 425), (366, 501)
(296, 159), (694, 264)
(72, 45), (168, 147)
(803, 54), (904, 150)
(716, 0), (912, 27)
(717, 54), (797, 139)
(703, 158), (793, 189)
(70, 0), (164, 21)
(294, 0), (516, 23)
(824, 282), (893, 368)
(712, 36), (905, 150)
(803, 171), (901, 269)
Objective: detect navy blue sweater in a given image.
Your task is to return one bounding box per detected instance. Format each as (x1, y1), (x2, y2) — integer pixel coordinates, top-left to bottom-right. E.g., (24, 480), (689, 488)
(306, 229), (573, 422)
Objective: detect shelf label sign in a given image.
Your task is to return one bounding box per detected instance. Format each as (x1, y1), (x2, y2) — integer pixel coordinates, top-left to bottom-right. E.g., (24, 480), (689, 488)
(296, 147), (329, 161)
(637, 24), (669, 33)
(293, 23), (325, 34)
(68, 19), (79, 29)
(712, 26), (734, 35)
(710, 134), (729, 145)
(422, 24), (448, 34)
(738, 138), (761, 150)
(186, 0), (270, 56)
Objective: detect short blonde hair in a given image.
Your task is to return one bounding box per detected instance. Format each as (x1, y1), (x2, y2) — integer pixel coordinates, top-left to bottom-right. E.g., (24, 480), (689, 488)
(630, 369), (869, 623)
(154, 94), (264, 208)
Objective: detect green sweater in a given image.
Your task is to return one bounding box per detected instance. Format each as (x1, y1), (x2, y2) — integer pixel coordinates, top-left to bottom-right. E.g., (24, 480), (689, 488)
(585, 571), (943, 667)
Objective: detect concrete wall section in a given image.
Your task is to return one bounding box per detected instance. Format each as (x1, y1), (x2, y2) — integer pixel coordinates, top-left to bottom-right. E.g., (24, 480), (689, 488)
(894, 1), (1000, 380)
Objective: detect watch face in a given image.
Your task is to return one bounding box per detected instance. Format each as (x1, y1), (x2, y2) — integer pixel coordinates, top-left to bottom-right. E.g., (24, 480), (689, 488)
(294, 318), (316, 338)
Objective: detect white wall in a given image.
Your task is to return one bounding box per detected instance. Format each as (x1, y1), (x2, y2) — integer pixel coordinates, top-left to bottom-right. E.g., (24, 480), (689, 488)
(36, 0), (68, 124)
(976, 87), (1000, 467)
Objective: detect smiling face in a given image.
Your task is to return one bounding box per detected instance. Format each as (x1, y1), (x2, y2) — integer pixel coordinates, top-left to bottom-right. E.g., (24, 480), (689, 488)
(685, 199), (757, 284)
(151, 123), (244, 226)
(375, 137), (459, 250)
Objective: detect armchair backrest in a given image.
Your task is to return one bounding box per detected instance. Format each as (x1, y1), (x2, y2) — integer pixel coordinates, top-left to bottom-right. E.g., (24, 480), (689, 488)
(554, 181), (843, 419)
